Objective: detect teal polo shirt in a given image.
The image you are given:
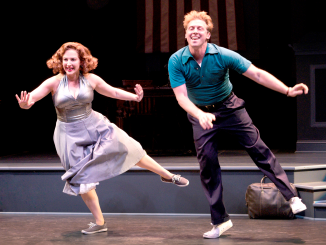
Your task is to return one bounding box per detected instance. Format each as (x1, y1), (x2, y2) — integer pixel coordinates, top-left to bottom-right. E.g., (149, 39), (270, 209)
(168, 43), (251, 106)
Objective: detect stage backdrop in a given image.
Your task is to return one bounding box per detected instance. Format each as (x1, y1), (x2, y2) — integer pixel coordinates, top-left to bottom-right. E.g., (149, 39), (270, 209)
(136, 0), (246, 53)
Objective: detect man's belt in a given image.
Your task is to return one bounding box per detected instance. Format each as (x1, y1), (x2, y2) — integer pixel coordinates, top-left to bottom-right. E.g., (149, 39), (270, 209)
(196, 92), (233, 112)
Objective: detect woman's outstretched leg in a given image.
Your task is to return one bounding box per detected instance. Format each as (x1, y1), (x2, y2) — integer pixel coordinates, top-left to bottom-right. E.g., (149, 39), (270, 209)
(80, 189), (108, 234)
(136, 154), (173, 179)
(136, 154), (189, 187)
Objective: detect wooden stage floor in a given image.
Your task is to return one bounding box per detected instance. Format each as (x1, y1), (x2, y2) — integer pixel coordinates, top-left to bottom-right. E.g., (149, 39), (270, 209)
(0, 214), (325, 245)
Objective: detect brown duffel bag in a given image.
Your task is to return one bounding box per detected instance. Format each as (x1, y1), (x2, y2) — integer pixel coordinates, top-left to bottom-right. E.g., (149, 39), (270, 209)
(245, 176), (298, 219)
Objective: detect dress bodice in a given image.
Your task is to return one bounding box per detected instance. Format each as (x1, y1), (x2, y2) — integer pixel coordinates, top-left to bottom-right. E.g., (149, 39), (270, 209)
(52, 74), (94, 122)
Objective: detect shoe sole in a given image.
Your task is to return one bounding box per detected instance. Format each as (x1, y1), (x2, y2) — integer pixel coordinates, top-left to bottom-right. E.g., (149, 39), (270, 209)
(176, 181), (189, 187)
(161, 181), (189, 187)
(292, 206), (307, 214)
(81, 228), (108, 234)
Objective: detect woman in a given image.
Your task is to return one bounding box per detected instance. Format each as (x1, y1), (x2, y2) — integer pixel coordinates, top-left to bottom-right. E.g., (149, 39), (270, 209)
(15, 42), (189, 235)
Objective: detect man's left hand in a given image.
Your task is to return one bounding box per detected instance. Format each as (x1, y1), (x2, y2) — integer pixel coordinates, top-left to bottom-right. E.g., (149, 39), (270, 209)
(287, 83), (309, 97)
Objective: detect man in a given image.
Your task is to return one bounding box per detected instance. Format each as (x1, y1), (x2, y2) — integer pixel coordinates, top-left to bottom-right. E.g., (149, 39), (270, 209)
(168, 10), (308, 239)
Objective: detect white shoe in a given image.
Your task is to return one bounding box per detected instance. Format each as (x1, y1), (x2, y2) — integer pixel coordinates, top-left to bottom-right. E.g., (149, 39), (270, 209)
(289, 197), (307, 214)
(203, 220), (233, 239)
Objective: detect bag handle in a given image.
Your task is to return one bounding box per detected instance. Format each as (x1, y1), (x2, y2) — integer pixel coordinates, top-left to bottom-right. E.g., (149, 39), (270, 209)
(260, 175), (267, 192)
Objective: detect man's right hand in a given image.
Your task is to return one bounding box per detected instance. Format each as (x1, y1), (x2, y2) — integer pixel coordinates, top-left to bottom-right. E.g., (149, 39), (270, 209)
(197, 111), (216, 130)
(172, 84), (216, 130)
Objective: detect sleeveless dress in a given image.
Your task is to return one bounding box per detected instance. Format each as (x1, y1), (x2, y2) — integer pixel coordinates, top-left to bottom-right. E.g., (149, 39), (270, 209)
(52, 74), (146, 196)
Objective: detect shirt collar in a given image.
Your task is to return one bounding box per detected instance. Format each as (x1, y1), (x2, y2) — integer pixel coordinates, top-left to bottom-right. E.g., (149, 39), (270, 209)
(181, 43), (219, 65)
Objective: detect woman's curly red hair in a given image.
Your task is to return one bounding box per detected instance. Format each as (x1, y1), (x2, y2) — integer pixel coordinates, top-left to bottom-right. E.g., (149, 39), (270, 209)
(47, 42), (98, 74)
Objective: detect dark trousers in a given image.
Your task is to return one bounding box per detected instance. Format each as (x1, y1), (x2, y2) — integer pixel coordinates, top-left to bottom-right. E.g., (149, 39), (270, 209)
(188, 93), (296, 225)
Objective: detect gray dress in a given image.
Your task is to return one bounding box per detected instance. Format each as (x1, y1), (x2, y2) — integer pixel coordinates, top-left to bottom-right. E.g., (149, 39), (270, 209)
(53, 74), (146, 196)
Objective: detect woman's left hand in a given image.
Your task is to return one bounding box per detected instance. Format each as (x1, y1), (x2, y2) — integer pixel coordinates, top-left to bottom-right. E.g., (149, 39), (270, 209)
(134, 84), (143, 102)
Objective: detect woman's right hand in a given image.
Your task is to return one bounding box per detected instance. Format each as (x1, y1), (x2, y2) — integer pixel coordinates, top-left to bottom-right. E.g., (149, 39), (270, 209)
(15, 91), (35, 109)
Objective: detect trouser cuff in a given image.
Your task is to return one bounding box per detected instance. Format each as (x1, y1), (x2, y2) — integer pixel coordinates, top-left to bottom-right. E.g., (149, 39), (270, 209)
(211, 216), (230, 225)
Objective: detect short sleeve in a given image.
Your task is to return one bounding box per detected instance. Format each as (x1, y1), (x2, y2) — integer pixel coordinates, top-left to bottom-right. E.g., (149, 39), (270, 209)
(219, 47), (251, 74)
(168, 55), (186, 88)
